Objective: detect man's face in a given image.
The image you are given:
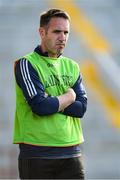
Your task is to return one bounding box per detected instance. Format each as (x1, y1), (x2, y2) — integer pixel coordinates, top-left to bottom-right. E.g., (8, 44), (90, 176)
(39, 17), (70, 57)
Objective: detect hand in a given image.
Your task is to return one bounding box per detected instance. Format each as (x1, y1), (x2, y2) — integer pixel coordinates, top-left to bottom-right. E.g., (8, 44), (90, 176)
(57, 88), (76, 112)
(66, 88), (76, 102)
(44, 92), (48, 98)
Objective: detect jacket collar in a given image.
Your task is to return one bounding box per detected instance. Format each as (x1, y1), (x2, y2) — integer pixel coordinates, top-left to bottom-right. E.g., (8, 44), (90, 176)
(34, 45), (62, 58)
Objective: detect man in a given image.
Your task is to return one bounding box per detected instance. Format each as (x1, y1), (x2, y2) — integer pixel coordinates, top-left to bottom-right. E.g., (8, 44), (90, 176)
(13, 9), (87, 179)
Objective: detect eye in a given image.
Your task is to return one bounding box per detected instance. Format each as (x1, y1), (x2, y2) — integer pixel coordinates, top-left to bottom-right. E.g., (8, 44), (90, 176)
(64, 31), (68, 35)
(53, 30), (61, 34)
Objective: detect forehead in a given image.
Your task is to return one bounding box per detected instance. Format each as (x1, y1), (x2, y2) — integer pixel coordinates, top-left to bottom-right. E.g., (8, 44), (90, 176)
(48, 17), (70, 30)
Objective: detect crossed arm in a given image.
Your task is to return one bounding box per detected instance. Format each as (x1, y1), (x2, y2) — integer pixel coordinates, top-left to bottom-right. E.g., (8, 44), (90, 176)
(15, 58), (87, 118)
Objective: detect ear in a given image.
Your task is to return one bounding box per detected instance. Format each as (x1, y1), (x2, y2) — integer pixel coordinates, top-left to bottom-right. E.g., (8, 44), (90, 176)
(39, 27), (46, 38)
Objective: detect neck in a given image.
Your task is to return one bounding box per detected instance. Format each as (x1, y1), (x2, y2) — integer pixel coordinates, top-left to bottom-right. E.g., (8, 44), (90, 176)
(48, 53), (58, 58)
(40, 44), (60, 58)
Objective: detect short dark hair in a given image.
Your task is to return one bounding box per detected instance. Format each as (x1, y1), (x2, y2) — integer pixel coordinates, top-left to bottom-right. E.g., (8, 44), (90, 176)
(40, 9), (70, 27)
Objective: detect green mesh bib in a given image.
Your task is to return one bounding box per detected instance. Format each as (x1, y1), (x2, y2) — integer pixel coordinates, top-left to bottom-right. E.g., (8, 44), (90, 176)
(13, 52), (84, 146)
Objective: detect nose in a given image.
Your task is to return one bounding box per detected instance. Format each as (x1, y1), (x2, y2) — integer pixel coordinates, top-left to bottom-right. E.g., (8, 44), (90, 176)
(59, 32), (66, 42)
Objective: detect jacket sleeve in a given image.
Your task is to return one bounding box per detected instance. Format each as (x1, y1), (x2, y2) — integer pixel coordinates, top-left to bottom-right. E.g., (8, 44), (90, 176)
(14, 58), (59, 116)
(62, 75), (87, 118)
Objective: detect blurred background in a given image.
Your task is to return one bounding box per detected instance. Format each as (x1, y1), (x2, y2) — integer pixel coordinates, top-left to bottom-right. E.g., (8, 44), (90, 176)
(0, 0), (120, 179)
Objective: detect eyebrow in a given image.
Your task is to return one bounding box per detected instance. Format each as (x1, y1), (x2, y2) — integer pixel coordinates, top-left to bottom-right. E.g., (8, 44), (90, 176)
(53, 29), (69, 33)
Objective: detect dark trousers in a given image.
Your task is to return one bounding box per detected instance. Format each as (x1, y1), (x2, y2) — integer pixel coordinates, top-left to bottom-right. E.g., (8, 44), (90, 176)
(18, 157), (85, 179)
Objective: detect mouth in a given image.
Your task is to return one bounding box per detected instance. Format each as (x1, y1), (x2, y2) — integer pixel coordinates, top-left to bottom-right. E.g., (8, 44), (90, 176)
(56, 44), (65, 47)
